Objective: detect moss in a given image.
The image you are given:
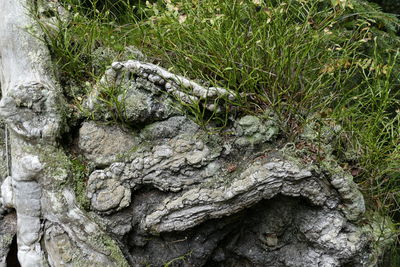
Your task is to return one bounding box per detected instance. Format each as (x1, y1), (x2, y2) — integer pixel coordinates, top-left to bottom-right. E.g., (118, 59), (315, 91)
(198, 132), (223, 156)
(24, 144), (91, 209)
(93, 235), (129, 267)
(70, 157), (91, 210)
(24, 144), (71, 189)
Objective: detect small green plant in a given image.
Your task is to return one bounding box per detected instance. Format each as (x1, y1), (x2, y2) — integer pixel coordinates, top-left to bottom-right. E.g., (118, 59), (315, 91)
(135, 0), (399, 128)
(96, 83), (128, 123)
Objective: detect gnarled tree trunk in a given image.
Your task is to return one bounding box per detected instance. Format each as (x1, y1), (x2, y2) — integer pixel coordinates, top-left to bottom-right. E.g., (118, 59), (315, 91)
(0, 0), (128, 266)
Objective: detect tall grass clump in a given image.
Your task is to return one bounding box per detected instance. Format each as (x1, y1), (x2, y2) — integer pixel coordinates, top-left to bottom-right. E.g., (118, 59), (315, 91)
(33, 0), (145, 87)
(136, 0), (397, 125)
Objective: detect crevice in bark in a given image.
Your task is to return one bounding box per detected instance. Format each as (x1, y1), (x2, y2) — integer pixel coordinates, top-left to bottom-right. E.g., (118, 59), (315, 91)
(60, 119), (84, 155)
(6, 235), (20, 267)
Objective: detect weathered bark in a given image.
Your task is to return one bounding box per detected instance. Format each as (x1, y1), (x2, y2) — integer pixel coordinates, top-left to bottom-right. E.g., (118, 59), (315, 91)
(79, 61), (393, 266)
(0, 0), (128, 266)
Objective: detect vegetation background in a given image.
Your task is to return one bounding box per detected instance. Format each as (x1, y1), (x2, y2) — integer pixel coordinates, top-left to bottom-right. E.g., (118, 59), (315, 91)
(33, 0), (400, 265)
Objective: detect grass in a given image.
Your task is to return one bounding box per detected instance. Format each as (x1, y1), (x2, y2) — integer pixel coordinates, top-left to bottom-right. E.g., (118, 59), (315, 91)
(33, 0), (145, 89)
(33, 0), (400, 263)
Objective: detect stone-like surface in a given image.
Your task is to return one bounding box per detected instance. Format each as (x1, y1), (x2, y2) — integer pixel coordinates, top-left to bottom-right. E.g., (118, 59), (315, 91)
(83, 111), (383, 266)
(75, 58), (393, 267)
(0, 122), (8, 211)
(87, 163), (131, 212)
(0, 123), (7, 184)
(141, 158), (323, 234)
(78, 121), (140, 167)
(102, 195), (377, 267)
(0, 82), (63, 141)
(212, 197), (372, 267)
(92, 46), (147, 76)
(84, 60), (238, 125)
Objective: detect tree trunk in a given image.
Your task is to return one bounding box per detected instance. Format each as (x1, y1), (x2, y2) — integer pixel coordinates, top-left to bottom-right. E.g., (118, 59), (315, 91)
(0, 0), (128, 266)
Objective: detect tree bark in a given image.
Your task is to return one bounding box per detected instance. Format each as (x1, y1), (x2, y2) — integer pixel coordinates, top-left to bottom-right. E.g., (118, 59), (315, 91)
(0, 1), (128, 266)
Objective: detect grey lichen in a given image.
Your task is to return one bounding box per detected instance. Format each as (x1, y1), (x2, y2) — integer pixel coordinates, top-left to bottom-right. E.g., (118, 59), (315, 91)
(234, 114), (279, 147)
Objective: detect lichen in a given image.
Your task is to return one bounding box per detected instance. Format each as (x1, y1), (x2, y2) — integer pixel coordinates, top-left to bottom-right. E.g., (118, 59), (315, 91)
(234, 115), (279, 147)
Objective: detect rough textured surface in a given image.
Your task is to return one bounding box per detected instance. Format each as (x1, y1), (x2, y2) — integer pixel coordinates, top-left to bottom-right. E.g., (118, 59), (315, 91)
(84, 60), (237, 124)
(99, 192), (383, 267)
(0, 1), (128, 266)
(78, 121), (140, 167)
(79, 63), (389, 266)
(235, 114), (279, 146)
(0, 2), (394, 266)
(0, 213), (16, 266)
(82, 113), (378, 266)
